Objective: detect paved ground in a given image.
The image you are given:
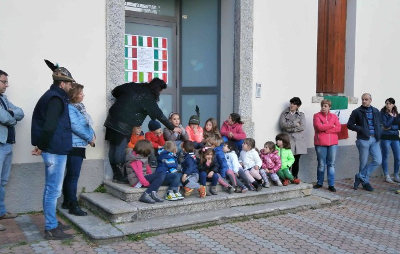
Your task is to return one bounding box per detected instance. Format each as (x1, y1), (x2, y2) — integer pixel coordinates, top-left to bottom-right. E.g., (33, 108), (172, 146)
(0, 177), (399, 254)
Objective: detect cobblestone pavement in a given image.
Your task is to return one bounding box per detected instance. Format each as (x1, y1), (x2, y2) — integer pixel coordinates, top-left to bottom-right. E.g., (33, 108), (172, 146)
(1, 177), (399, 253)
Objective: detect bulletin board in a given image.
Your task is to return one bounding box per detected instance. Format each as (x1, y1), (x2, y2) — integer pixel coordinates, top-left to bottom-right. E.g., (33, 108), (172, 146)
(124, 34), (168, 83)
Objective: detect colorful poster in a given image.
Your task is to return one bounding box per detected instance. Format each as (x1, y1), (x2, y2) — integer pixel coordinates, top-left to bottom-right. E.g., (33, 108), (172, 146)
(124, 34), (168, 83)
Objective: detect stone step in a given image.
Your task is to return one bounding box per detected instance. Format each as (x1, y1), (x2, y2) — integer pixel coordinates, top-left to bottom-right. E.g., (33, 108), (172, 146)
(104, 180), (233, 202)
(80, 183), (312, 223)
(59, 194), (335, 241)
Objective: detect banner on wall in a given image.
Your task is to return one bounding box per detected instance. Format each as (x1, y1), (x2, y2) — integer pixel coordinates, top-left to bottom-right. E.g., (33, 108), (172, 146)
(124, 34), (168, 83)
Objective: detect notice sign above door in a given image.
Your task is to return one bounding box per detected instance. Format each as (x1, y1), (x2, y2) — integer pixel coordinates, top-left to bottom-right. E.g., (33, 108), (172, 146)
(124, 34), (168, 83)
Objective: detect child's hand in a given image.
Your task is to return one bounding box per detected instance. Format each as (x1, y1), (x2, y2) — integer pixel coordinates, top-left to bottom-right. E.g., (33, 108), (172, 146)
(181, 174), (187, 182)
(208, 171), (214, 178)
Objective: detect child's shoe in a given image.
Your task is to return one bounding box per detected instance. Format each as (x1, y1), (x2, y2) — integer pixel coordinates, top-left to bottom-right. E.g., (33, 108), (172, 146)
(241, 187), (248, 193)
(139, 192), (156, 204)
(227, 186), (234, 194)
(183, 187), (194, 197)
(150, 191), (164, 202)
(209, 186), (218, 195)
(252, 181), (262, 191)
(276, 179), (283, 186)
(165, 191), (178, 201)
(291, 178), (301, 184)
(282, 179), (290, 186)
(198, 185), (206, 198)
(262, 180), (270, 188)
(174, 191), (184, 200)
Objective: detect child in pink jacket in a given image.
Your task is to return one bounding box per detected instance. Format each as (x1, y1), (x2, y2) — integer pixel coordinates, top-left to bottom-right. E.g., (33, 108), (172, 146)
(220, 113), (246, 152)
(259, 141), (283, 187)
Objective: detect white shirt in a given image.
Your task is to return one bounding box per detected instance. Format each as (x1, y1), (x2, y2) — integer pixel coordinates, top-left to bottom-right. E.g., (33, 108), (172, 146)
(239, 149), (262, 170)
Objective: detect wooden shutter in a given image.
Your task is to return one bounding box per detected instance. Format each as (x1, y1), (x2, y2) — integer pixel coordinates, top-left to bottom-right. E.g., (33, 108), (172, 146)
(316, 0), (347, 93)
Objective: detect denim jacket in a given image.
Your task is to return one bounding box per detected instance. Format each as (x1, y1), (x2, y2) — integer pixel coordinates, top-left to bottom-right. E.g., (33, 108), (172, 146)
(69, 104), (94, 147)
(0, 95), (24, 144)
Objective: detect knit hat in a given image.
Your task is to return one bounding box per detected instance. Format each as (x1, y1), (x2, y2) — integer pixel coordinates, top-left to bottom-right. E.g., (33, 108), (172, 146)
(188, 105), (200, 125)
(148, 120), (161, 131)
(44, 59), (75, 82)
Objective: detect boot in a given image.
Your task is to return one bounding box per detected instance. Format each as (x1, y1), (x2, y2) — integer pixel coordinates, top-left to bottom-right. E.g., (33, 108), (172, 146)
(150, 191), (164, 202)
(44, 225), (73, 240)
(111, 163), (128, 184)
(69, 201), (87, 216)
(209, 186), (218, 195)
(198, 185), (206, 198)
(139, 192), (155, 204)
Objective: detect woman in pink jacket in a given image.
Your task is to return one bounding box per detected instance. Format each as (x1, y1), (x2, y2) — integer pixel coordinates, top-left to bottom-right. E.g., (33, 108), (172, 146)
(313, 99), (341, 192)
(220, 113), (246, 153)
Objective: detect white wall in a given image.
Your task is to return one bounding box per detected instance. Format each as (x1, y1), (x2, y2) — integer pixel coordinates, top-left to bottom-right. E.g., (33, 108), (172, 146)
(252, 0), (319, 149)
(353, 0), (400, 109)
(0, 0), (107, 163)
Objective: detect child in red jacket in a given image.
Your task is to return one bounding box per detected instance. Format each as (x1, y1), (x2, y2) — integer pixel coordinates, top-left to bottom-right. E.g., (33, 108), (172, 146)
(220, 113), (246, 153)
(145, 120), (165, 167)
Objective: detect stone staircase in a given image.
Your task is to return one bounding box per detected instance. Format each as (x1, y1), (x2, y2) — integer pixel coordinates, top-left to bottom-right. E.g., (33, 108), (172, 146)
(58, 180), (341, 241)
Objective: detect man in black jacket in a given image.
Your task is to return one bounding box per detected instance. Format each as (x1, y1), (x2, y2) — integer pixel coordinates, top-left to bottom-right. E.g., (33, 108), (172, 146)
(347, 93), (382, 191)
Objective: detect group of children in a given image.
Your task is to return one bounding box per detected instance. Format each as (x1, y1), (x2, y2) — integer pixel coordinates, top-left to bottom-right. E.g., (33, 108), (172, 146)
(124, 112), (301, 204)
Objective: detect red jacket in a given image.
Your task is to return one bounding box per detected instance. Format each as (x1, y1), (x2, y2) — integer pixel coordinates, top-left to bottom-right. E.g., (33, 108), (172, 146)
(145, 131), (165, 148)
(220, 121), (246, 141)
(313, 112), (341, 146)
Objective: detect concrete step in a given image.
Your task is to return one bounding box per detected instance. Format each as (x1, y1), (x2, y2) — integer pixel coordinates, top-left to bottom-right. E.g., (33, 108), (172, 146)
(104, 180), (233, 202)
(59, 194), (335, 241)
(80, 183), (312, 223)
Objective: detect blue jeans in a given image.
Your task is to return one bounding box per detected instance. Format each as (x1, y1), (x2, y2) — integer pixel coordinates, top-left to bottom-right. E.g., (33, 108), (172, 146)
(199, 171), (219, 186)
(356, 137), (382, 184)
(315, 145), (337, 187)
(162, 173), (182, 191)
(62, 154), (84, 203)
(0, 144), (13, 217)
(380, 139), (400, 176)
(145, 171), (166, 194)
(222, 136), (244, 153)
(42, 152), (67, 230)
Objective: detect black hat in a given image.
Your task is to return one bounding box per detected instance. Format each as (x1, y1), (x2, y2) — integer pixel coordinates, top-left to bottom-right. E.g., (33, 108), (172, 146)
(148, 120), (161, 131)
(188, 115), (200, 125)
(44, 59), (75, 82)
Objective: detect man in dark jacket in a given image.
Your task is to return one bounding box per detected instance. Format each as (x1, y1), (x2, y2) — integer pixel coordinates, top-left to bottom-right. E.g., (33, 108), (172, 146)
(104, 78), (179, 183)
(347, 93), (382, 191)
(31, 61), (74, 240)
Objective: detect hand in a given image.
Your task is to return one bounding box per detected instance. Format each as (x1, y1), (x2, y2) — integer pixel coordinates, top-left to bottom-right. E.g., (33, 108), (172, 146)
(31, 147), (42, 156)
(89, 141), (95, 147)
(173, 127), (181, 134)
(208, 171), (214, 178)
(228, 132), (234, 138)
(156, 130), (163, 136)
(181, 175), (187, 182)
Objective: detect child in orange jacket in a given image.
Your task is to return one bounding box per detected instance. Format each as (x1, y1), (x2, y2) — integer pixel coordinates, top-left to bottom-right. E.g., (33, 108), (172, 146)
(127, 126), (144, 149)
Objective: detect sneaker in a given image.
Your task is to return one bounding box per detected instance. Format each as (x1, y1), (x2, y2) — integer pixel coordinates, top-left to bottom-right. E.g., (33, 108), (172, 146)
(44, 225), (73, 240)
(385, 175), (394, 183)
(328, 186), (336, 192)
(282, 179), (290, 186)
(227, 186), (234, 194)
(58, 221), (72, 231)
(394, 175), (400, 183)
(396, 189), (400, 194)
(291, 179), (301, 184)
(262, 181), (270, 188)
(69, 202), (88, 216)
(241, 187), (248, 193)
(183, 187), (194, 197)
(0, 224), (5, 231)
(353, 174), (362, 190)
(276, 180), (283, 186)
(313, 184), (322, 189)
(209, 186), (218, 195)
(139, 192), (156, 204)
(362, 183), (374, 192)
(0, 212), (17, 220)
(234, 187), (242, 193)
(198, 185), (206, 198)
(165, 191), (178, 201)
(150, 191), (164, 202)
(174, 191), (184, 200)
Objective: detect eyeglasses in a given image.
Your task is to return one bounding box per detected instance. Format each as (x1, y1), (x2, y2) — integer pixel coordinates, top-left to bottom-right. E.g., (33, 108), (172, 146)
(0, 80), (8, 85)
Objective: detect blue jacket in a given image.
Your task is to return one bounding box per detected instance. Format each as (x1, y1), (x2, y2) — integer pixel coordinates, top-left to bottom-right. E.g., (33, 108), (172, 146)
(69, 104), (95, 147)
(31, 84), (72, 154)
(181, 152), (198, 175)
(155, 149), (178, 174)
(0, 95), (24, 144)
(214, 145), (228, 177)
(347, 106), (382, 141)
(381, 110), (400, 139)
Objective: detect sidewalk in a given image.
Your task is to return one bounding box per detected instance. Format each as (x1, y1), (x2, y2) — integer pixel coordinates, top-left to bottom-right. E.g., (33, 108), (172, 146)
(1, 177), (399, 254)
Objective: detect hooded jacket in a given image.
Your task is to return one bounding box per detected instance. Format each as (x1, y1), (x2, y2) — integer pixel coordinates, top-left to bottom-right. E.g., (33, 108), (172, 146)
(276, 146), (295, 170)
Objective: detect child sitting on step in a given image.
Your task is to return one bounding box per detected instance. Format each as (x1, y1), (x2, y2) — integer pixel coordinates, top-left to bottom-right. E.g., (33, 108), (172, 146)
(239, 138), (263, 191)
(180, 141), (203, 197)
(198, 148), (220, 196)
(223, 141), (248, 193)
(125, 140), (165, 204)
(127, 126), (144, 149)
(156, 141), (184, 201)
(275, 133), (301, 186)
(260, 141), (283, 187)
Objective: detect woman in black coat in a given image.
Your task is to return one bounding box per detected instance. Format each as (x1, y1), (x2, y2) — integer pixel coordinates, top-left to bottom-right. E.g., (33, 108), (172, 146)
(104, 78), (179, 183)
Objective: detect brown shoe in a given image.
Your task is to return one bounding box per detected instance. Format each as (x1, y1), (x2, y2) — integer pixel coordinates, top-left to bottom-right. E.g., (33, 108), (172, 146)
(0, 212), (17, 220)
(0, 224), (5, 231)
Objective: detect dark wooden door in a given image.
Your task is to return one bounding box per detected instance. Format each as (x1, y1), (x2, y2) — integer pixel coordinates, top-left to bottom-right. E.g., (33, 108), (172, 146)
(316, 0), (347, 93)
